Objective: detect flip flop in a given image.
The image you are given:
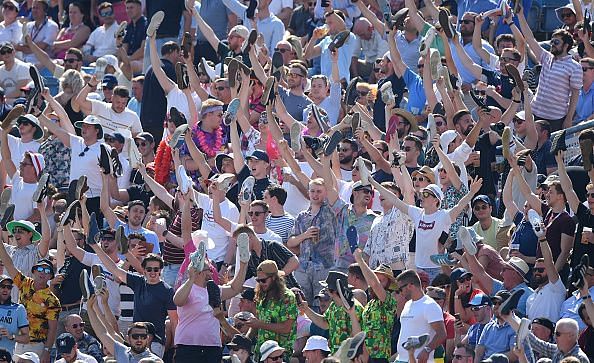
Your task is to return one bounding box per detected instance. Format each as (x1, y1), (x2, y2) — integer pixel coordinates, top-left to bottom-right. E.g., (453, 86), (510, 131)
(380, 81), (394, 105)
(345, 76), (361, 106)
(328, 30), (350, 52)
(0, 188), (11, 217)
(346, 225), (359, 253)
(550, 130), (567, 155)
(324, 130), (343, 156)
(175, 62), (189, 90)
(290, 123), (302, 152)
(351, 112), (360, 135)
(0, 204), (14, 230)
(98, 144), (112, 175)
(237, 232), (250, 263)
(117, 225), (129, 254)
(87, 212), (99, 245)
(260, 77), (275, 106)
(505, 64), (524, 92)
(239, 176), (255, 203)
(271, 51), (284, 81)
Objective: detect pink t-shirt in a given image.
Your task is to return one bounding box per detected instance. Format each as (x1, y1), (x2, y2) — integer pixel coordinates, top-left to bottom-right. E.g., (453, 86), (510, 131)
(174, 284), (221, 346)
(175, 240), (219, 290)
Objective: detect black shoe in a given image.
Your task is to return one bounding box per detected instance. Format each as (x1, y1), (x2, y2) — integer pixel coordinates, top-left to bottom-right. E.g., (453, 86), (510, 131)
(345, 77), (360, 106)
(169, 106), (187, 127)
(32, 173), (49, 203)
(261, 77), (275, 106)
(303, 136), (323, 156)
(116, 225), (128, 254)
(351, 112), (360, 134)
(227, 58), (239, 88)
(272, 51), (284, 81)
(87, 212), (99, 245)
(246, 0), (257, 19)
(550, 130), (567, 155)
(66, 179), (77, 205)
(29, 65), (44, 92)
(243, 29), (258, 54)
(0, 204), (14, 230)
(206, 279), (221, 308)
(337, 278), (354, 309)
(324, 130), (343, 156)
(328, 30), (350, 52)
(75, 175), (88, 200)
(175, 62), (189, 90)
(1, 104), (24, 131)
(79, 270), (93, 300)
(470, 89), (489, 111)
(439, 9), (454, 39)
(490, 122), (506, 136)
(499, 289), (524, 315)
(516, 149), (532, 167)
(181, 32), (192, 59)
(110, 149), (122, 177)
(60, 200), (79, 226)
(98, 144), (112, 175)
(505, 63), (524, 92)
(390, 8), (409, 30)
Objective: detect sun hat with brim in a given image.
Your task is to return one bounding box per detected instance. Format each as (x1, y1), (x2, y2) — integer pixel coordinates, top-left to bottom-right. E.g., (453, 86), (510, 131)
(13, 352), (39, 363)
(74, 115), (104, 139)
(411, 166), (436, 184)
(505, 257), (530, 282)
(373, 264), (397, 291)
(215, 153), (234, 173)
(392, 108), (418, 132)
(6, 220), (41, 242)
(16, 114), (44, 140)
(259, 340), (285, 361)
(303, 335), (330, 352)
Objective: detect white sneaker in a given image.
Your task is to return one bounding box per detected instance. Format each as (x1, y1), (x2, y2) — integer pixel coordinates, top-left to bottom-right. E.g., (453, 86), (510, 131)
(356, 157), (371, 186)
(527, 210), (544, 237)
(239, 176), (255, 203)
(402, 334), (430, 350)
(177, 165), (191, 194)
(458, 226), (477, 256)
(237, 233), (250, 263)
(516, 318), (530, 347)
(290, 123), (302, 152)
(191, 240), (206, 271)
(380, 81), (395, 105)
(128, 139), (142, 169)
(146, 11), (164, 38)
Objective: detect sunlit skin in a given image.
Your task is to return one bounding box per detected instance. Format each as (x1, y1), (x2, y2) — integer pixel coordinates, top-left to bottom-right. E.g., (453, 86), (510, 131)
(227, 33), (244, 52)
(1, 2), (17, 24)
(65, 315), (85, 340)
(412, 173), (431, 193)
(127, 327), (150, 354)
(144, 260), (162, 285)
(308, 184), (328, 207)
(248, 205), (267, 230)
(550, 35), (569, 57)
(127, 205), (146, 228)
(11, 226), (34, 248)
(248, 158), (269, 179)
(309, 78), (329, 102)
(287, 70), (305, 90)
(19, 155), (39, 184)
(455, 114), (475, 137)
(202, 110), (223, 133)
(80, 123), (100, 143)
(531, 322), (552, 341)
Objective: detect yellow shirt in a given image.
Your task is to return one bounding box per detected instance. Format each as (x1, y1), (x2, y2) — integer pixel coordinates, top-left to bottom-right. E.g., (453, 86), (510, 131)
(13, 272), (60, 341)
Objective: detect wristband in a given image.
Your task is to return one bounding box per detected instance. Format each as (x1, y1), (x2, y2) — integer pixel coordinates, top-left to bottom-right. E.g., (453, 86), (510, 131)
(87, 83), (96, 88)
(583, 295), (591, 300)
(512, 99), (521, 103)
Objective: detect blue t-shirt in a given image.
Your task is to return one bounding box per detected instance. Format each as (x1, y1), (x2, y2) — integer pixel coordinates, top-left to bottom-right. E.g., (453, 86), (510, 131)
(511, 212), (538, 259)
(126, 273), (176, 345)
(0, 302), (28, 354)
(114, 220), (161, 254)
(403, 68), (427, 115)
(576, 86), (594, 123)
(466, 322), (486, 348)
(477, 318), (516, 359)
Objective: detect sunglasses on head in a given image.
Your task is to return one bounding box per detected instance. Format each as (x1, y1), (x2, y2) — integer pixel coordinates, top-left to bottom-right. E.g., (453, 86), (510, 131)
(130, 333), (148, 340)
(145, 267), (161, 272)
(71, 322), (85, 329)
(248, 211), (266, 217)
(35, 266), (52, 274)
(79, 146), (90, 157)
(501, 56), (520, 62)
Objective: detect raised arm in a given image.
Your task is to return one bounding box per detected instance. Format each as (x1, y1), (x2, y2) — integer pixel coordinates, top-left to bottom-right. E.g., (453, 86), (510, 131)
(304, 26), (323, 60)
(502, 167), (520, 218)
(229, 121), (245, 172)
(448, 177), (482, 220)
(538, 229), (560, 284)
(355, 0), (386, 35)
(0, 128), (17, 179)
(465, 250), (496, 294)
(515, 4), (544, 61)
(510, 157), (542, 215)
(138, 163), (174, 208)
(86, 295), (117, 355)
(452, 35), (483, 80)
(432, 137), (462, 190)
(148, 33), (175, 95)
(472, 16), (492, 64)
(368, 177), (410, 214)
(89, 242), (128, 283)
(556, 151), (580, 212)
(24, 35), (57, 74)
(0, 239), (19, 278)
(521, 88), (538, 150)
(100, 173), (120, 228)
(183, 131), (212, 180)
(404, 0), (430, 32)
(37, 201), (51, 258)
(353, 248), (387, 301)
(44, 92), (75, 134)
(191, 8), (221, 52)
(387, 27), (408, 78)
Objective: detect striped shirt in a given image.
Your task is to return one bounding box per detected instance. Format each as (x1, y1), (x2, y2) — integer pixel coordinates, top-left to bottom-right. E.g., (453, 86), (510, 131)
(532, 52), (583, 120)
(162, 207), (202, 265)
(266, 213), (295, 244)
(5, 243), (44, 302)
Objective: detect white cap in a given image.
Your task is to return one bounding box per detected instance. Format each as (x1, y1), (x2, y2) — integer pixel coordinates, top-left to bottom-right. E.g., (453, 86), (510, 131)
(303, 335), (330, 352)
(259, 340), (285, 361)
(422, 184), (444, 203)
(440, 130), (458, 151)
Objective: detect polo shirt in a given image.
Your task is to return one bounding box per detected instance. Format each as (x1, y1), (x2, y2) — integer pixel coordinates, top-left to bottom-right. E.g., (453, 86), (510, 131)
(526, 278), (566, 322)
(353, 30), (388, 63)
(575, 85), (594, 124)
(396, 31), (421, 72)
(492, 280), (534, 317)
(123, 16), (147, 55)
(466, 322), (486, 348)
(477, 318), (515, 359)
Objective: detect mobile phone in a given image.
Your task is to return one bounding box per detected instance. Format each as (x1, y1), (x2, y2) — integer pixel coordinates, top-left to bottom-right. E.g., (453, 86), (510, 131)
(296, 291), (303, 305)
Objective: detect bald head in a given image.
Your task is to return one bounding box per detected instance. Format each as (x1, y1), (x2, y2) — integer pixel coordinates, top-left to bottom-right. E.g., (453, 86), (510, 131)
(353, 18), (373, 40)
(65, 314), (85, 340)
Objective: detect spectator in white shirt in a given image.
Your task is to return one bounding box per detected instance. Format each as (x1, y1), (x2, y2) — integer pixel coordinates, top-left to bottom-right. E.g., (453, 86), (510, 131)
(15, 0), (59, 66)
(82, 2), (119, 64)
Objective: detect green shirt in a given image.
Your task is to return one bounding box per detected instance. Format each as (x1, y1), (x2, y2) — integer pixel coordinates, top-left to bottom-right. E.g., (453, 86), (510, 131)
(256, 288), (298, 359)
(421, 23), (446, 56)
(472, 217), (501, 250)
(323, 301), (364, 353)
(362, 294), (398, 359)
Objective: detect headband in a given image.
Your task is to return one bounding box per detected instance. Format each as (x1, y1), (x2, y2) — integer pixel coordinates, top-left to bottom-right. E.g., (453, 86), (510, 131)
(201, 105), (223, 117)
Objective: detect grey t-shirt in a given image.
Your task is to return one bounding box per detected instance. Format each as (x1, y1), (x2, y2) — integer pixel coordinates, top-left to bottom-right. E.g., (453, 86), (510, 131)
(114, 341), (160, 363)
(278, 87), (312, 122)
(195, 0), (231, 42)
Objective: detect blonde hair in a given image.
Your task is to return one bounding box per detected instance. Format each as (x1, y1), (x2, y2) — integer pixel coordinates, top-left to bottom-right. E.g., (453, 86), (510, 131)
(60, 69), (85, 95)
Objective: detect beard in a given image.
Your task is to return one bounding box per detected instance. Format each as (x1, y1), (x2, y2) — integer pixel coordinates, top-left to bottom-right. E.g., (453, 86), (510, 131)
(551, 46), (563, 56)
(131, 345), (146, 354)
(340, 155), (353, 165)
(531, 274), (547, 286)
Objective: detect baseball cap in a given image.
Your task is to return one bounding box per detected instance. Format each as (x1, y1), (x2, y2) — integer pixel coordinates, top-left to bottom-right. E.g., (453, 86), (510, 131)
(303, 335), (330, 352)
(0, 275), (12, 284)
(56, 333), (76, 354)
(450, 268), (472, 282)
(472, 194), (491, 207)
(134, 132), (155, 144)
(468, 293), (493, 307)
(13, 352), (39, 363)
(229, 25), (249, 39)
(240, 287), (255, 301)
(227, 334), (252, 351)
(246, 150), (270, 163)
(101, 74), (118, 89)
(257, 260), (281, 275)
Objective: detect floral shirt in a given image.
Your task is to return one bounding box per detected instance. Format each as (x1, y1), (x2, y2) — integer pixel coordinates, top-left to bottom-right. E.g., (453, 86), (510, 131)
(362, 294), (397, 359)
(255, 288), (298, 360)
(332, 198), (377, 269)
(324, 301), (364, 353)
(442, 184), (468, 240)
(13, 272), (60, 342)
(364, 207), (414, 269)
(38, 136), (71, 189)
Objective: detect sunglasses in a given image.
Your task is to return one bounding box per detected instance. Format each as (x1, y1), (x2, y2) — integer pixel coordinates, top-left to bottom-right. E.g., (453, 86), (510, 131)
(256, 276), (271, 284)
(412, 176), (427, 182)
(356, 189), (372, 195)
(458, 276), (472, 283)
(422, 191), (436, 199)
(470, 306), (485, 311)
(550, 38), (562, 46)
(99, 9), (114, 17)
(268, 354), (283, 361)
(583, 67), (594, 72)
(395, 283), (410, 294)
(248, 211), (266, 217)
(0, 48), (13, 55)
(473, 204), (489, 211)
(588, 193), (594, 199)
(35, 266), (52, 274)
(274, 48), (290, 53)
(64, 58), (79, 63)
(0, 284), (12, 289)
(501, 56), (520, 62)
(79, 146), (90, 157)
(136, 141), (148, 147)
(493, 300), (502, 306)
(533, 267), (545, 273)
(12, 227), (31, 234)
(71, 322), (85, 329)
(130, 333), (148, 340)
(373, 68), (381, 72)
(555, 331), (570, 337)
(417, 64), (424, 69)
(461, 19), (475, 24)
(19, 161), (34, 168)
(435, 121), (444, 126)
(145, 267), (161, 272)
(358, 90), (369, 96)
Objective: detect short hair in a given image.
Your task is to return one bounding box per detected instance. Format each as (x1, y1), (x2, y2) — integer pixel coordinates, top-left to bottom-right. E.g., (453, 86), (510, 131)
(548, 181), (567, 202)
(501, 47), (521, 61)
(340, 138), (359, 153)
(232, 224), (256, 238)
(132, 75), (145, 84)
(250, 200), (269, 212)
(374, 140), (389, 154)
(201, 98), (224, 111)
(552, 29), (574, 48)
(127, 200), (145, 211)
(127, 322), (148, 335)
(161, 42), (180, 57)
(382, 181), (402, 196)
(556, 318), (579, 336)
(127, 232), (146, 242)
(348, 263), (364, 280)
(455, 343), (475, 358)
(453, 110), (471, 125)
(141, 253), (164, 269)
(396, 269), (421, 288)
(311, 74), (329, 87)
(495, 33), (517, 48)
(309, 178), (326, 188)
(324, 9), (346, 22)
(66, 48), (83, 61)
(266, 184), (288, 205)
(34, 0), (49, 12)
(403, 135), (423, 152)
(113, 86), (130, 99)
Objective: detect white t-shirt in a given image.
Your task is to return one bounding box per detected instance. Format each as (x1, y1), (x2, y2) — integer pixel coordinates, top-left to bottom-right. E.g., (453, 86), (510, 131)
(85, 22), (118, 58)
(0, 21), (22, 44)
(283, 161), (312, 218)
(90, 100), (143, 136)
(166, 88), (202, 121)
(81, 252), (122, 317)
(0, 59), (32, 98)
(397, 295), (444, 362)
(116, 152), (131, 190)
(407, 206), (452, 269)
(0, 134), (40, 167)
(55, 351), (97, 363)
(23, 19), (60, 65)
(526, 278), (566, 322)
(268, 0), (292, 15)
(10, 172), (36, 220)
(340, 168), (353, 182)
(69, 136), (103, 198)
(195, 192), (239, 262)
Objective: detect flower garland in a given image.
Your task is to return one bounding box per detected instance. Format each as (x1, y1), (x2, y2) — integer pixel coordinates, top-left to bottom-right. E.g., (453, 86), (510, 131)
(154, 139), (172, 185)
(195, 124), (223, 158)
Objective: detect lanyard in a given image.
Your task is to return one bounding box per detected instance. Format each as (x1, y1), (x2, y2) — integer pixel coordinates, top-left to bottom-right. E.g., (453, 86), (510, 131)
(30, 19), (47, 42)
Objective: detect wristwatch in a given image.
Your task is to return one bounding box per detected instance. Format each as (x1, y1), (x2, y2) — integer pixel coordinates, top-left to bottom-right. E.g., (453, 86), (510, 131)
(162, 230), (169, 238)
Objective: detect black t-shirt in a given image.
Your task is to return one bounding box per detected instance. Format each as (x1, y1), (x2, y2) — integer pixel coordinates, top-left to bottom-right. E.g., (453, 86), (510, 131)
(140, 59), (176, 129)
(373, 74), (405, 132)
(572, 203), (594, 267)
(482, 68), (515, 109)
(127, 184), (154, 208)
(146, 0), (185, 38)
(237, 164), (270, 200)
(57, 257), (88, 305)
(217, 42), (252, 68)
(475, 132), (499, 198)
(123, 16), (148, 55)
